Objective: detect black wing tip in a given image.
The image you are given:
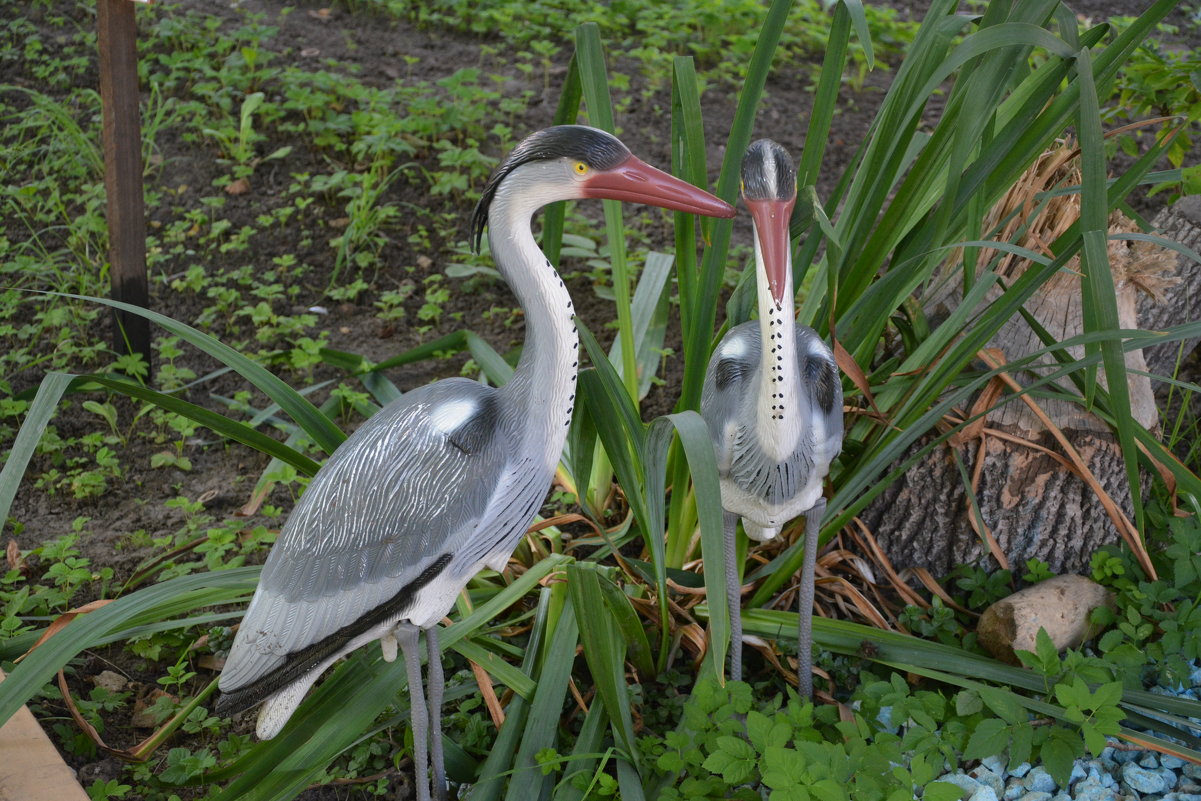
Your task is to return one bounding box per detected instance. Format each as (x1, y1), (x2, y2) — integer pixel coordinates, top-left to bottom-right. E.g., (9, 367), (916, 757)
(213, 684), (261, 717)
(212, 553), (456, 720)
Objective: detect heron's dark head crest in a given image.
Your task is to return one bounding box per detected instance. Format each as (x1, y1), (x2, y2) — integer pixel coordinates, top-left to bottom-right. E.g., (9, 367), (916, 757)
(741, 139), (796, 203)
(471, 125), (631, 253)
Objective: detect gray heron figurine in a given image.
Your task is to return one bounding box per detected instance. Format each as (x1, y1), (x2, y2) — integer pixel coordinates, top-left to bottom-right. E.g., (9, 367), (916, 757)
(700, 139), (843, 696)
(215, 125), (735, 801)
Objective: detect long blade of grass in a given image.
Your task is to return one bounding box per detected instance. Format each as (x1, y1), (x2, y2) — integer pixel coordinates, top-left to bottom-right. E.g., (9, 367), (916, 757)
(0, 568), (259, 724)
(553, 700), (610, 801)
(725, 606), (1201, 723)
(647, 413), (727, 678)
(671, 55), (708, 340)
(543, 52), (583, 267)
(609, 252), (674, 400)
(575, 22), (637, 402)
(0, 371), (73, 534)
(0, 370), (320, 538)
(471, 587), (554, 801)
(38, 291), (345, 454)
(84, 373), (321, 473)
(595, 571), (655, 678)
(567, 563), (639, 773)
(506, 596), (579, 799)
(369, 329), (513, 386)
(796, 1), (852, 191)
(1075, 47), (1145, 542)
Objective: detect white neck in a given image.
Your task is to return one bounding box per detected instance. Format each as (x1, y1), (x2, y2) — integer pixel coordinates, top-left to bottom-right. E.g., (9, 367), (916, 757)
(753, 239), (803, 462)
(486, 170), (579, 463)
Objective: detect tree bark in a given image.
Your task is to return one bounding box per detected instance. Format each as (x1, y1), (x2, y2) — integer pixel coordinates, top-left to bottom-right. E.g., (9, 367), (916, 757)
(862, 200), (1201, 577)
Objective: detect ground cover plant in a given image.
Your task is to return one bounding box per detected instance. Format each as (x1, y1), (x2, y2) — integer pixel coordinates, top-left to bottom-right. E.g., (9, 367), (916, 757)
(1, 0), (1201, 799)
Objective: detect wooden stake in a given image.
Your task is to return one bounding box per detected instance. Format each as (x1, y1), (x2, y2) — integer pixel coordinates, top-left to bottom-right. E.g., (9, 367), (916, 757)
(97, 0), (151, 368)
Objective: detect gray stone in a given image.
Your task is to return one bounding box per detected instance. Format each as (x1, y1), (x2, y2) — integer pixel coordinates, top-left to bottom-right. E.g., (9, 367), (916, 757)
(1022, 767), (1057, 794)
(1111, 748), (1143, 765)
(980, 756), (1009, 780)
(1162, 755), (1187, 770)
(968, 786), (999, 801)
(1009, 763), (1033, 779)
(1084, 760), (1116, 787)
(970, 767), (1005, 797)
(1015, 793), (1051, 801)
(1004, 780), (1026, 801)
(1123, 763), (1171, 795)
(1141, 752), (1162, 769)
(1072, 777), (1120, 801)
(938, 772), (982, 797)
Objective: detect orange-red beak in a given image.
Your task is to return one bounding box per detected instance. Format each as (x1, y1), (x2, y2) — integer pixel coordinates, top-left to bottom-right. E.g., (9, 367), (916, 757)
(746, 196), (796, 305)
(582, 156), (735, 219)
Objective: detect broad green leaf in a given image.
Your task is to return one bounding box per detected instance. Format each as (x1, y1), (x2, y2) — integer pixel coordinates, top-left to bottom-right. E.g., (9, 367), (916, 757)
(702, 736), (757, 785)
(963, 718), (1009, 760)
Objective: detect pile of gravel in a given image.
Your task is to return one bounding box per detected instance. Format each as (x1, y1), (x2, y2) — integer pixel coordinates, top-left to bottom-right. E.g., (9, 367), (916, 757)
(937, 748), (1201, 801)
(932, 662), (1201, 801)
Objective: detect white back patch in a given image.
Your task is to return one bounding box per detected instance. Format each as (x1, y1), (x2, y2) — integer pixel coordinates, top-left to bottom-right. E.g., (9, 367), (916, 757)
(429, 398), (477, 434)
(719, 334), (750, 360)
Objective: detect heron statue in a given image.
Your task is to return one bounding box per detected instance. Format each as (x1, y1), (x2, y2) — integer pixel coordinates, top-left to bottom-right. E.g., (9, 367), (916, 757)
(215, 125), (735, 801)
(700, 139), (843, 696)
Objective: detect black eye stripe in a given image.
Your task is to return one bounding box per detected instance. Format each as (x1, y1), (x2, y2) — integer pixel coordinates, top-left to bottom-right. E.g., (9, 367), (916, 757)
(471, 126), (631, 252)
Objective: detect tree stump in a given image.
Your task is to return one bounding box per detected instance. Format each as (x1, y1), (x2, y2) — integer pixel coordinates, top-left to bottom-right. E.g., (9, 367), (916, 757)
(860, 150), (1199, 576)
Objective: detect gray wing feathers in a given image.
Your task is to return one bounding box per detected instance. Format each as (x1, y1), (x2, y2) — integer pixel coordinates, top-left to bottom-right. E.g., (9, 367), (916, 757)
(700, 322), (759, 461)
(797, 326), (843, 457)
(265, 380), (507, 601)
(220, 379), (510, 693)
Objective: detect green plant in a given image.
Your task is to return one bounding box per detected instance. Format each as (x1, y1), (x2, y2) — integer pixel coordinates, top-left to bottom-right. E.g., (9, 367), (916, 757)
(1106, 17), (1201, 191)
(1, 1), (1199, 799)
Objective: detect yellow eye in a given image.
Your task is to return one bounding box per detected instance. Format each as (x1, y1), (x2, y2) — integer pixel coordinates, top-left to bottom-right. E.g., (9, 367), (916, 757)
(574, 161), (589, 175)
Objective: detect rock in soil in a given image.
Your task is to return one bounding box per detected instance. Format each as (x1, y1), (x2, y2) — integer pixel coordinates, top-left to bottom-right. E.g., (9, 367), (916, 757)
(976, 574), (1115, 664)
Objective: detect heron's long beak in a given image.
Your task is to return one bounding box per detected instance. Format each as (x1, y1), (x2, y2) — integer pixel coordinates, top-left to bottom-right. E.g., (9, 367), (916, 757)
(746, 195), (796, 305)
(583, 156), (735, 218)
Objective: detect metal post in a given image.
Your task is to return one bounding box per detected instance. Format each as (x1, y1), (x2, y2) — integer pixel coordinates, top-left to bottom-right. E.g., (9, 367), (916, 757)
(97, 0), (152, 369)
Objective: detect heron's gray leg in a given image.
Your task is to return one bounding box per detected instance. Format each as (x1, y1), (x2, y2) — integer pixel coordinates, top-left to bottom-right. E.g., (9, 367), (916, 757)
(397, 623), (431, 801)
(724, 511), (743, 683)
(426, 626), (447, 801)
(797, 498), (825, 699)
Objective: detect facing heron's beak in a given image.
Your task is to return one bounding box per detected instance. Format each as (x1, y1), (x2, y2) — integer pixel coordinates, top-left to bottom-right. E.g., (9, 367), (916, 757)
(583, 156), (736, 218)
(746, 195), (797, 305)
